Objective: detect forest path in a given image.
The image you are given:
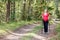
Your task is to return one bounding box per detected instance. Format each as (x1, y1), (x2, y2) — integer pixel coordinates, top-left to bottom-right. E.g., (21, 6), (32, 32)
(1, 22), (57, 40)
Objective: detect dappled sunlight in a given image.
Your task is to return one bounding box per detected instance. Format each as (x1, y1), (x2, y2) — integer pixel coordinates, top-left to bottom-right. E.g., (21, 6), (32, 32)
(0, 30), (7, 35)
(0, 0), (60, 40)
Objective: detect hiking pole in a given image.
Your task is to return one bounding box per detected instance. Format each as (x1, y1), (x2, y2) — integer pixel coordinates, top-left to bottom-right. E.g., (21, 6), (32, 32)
(48, 21), (50, 33)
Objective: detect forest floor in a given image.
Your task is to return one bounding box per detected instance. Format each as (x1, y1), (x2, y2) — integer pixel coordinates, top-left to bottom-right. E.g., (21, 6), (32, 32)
(0, 22), (57, 40)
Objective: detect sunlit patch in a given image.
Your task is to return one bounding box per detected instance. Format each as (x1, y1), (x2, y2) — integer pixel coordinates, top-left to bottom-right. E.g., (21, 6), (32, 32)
(0, 30), (7, 35)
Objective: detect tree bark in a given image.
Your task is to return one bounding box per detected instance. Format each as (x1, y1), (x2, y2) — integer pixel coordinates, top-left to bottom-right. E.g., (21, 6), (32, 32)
(27, 0), (32, 20)
(22, 0), (26, 20)
(6, 0), (10, 22)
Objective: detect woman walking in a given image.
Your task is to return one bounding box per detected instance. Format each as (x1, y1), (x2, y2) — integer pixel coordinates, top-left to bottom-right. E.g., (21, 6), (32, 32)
(42, 9), (49, 33)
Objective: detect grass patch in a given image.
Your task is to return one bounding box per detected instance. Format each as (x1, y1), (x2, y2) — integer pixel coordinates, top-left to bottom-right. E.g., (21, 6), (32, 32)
(55, 24), (60, 33)
(0, 21), (37, 30)
(21, 36), (32, 40)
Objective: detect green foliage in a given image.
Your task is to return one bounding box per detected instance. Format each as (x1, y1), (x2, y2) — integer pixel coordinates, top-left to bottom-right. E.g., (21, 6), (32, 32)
(21, 36), (32, 40)
(0, 0), (56, 23)
(56, 24), (60, 33)
(50, 23), (60, 40)
(55, 10), (60, 19)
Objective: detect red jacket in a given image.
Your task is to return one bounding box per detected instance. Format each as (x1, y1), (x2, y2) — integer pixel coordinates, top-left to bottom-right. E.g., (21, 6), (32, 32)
(42, 12), (49, 21)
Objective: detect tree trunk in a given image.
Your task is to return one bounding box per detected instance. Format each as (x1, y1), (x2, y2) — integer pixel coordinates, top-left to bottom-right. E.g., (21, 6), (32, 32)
(22, 0), (26, 20)
(6, 0), (10, 22)
(27, 0), (32, 20)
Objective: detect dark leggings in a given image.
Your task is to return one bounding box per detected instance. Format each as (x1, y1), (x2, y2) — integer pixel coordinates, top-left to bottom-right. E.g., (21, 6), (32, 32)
(43, 20), (48, 32)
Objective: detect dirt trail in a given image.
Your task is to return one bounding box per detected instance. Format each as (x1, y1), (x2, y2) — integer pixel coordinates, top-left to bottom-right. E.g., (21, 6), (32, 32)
(0, 23), (57, 40)
(4, 24), (40, 40)
(14, 24), (40, 34)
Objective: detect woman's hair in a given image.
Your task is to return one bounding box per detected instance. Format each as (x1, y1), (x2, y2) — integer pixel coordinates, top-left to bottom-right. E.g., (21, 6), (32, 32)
(44, 9), (48, 12)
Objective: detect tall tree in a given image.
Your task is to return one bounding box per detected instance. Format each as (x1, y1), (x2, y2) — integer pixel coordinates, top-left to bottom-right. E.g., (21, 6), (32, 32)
(6, 0), (10, 22)
(27, 0), (32, 20)
(21, 0), (26, 20)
